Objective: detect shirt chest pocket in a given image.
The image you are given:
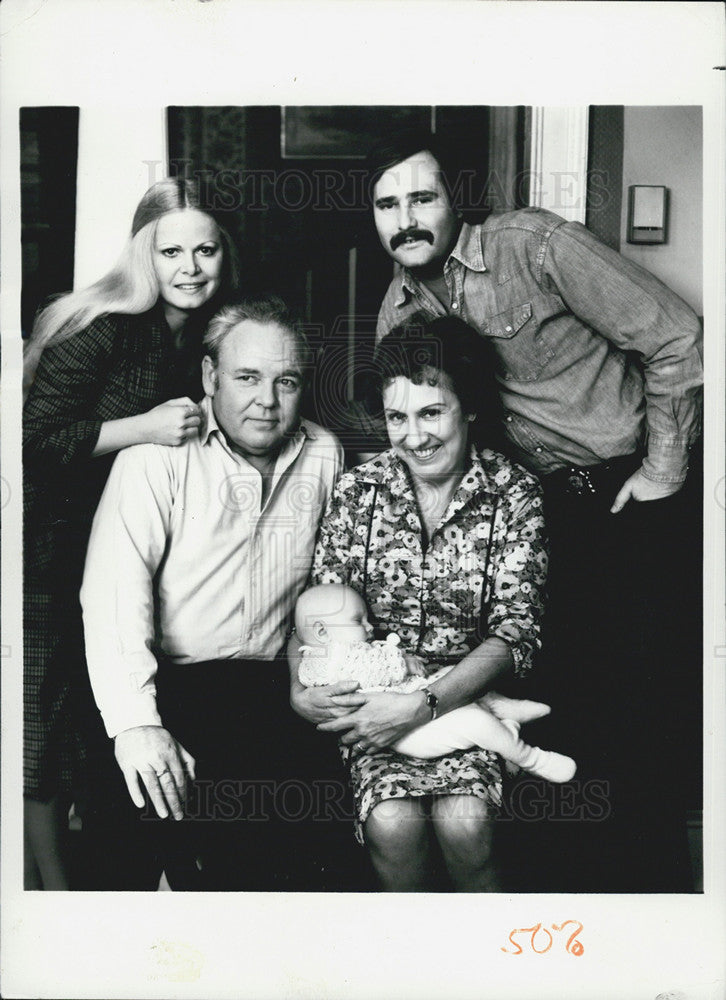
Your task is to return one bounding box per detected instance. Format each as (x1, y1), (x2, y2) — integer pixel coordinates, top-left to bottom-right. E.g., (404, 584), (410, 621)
(482, 302), (554, 382)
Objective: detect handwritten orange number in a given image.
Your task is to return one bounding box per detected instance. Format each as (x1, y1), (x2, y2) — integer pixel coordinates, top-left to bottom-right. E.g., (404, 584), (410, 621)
(552, 920), (584, 956)
(502, 928), (525, 955)
(501, 920), (584, 956)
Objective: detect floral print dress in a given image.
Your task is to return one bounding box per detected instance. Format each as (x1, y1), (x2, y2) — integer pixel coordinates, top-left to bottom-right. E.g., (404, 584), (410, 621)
(310, 445), (548, 844)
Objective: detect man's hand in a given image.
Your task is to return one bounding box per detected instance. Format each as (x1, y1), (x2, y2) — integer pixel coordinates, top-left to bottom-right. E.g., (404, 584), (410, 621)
(292, 681), (368, 725)
(610, 468), (682, 514)
(114, 725), (196, 820)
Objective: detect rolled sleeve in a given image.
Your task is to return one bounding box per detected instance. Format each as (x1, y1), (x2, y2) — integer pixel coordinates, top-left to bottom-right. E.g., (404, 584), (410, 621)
(641, 435), (693, 484)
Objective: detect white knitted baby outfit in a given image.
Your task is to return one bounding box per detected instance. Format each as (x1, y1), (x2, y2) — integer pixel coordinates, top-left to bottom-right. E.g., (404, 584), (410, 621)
(300, 634), (411, 689)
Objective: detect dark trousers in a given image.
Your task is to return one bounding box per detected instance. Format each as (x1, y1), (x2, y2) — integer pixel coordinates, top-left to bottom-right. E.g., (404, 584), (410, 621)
(502, 454), (702, 893)
(79, 658), (371, 891)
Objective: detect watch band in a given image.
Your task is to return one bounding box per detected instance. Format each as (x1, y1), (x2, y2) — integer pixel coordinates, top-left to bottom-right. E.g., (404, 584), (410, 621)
(422, 687), (438, 720)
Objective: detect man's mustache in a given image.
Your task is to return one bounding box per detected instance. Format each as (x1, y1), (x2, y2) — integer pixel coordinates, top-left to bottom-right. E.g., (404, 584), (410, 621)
(390, 229), (435, 252)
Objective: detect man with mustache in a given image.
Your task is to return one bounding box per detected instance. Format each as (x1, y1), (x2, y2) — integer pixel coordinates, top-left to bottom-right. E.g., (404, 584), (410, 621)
(369, 130), (703, 893)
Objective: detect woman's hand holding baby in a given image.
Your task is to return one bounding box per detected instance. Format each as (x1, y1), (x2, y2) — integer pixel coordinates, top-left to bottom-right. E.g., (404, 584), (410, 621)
(317, 691), (430, 751)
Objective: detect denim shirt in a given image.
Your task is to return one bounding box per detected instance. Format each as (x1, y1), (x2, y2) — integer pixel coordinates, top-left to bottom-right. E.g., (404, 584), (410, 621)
(376, 209), (703, 482)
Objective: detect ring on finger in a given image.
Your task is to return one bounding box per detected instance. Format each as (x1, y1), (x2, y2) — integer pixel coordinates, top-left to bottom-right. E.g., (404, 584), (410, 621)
(155, 768), (171, 777)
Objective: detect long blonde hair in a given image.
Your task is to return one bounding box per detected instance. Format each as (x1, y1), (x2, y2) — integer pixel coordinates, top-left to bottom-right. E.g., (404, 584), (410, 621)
(23, 177), (240, 398)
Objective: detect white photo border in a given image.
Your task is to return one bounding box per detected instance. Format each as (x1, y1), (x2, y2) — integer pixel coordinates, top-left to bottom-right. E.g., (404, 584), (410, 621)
(1, 2), (724, 999)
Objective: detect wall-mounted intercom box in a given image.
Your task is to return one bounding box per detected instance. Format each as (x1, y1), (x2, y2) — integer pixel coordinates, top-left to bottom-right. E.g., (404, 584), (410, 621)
(627, 185), (668, 245)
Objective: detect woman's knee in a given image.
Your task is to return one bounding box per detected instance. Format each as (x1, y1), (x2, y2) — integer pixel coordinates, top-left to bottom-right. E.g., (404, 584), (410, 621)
(431, 796), (495, 865)
(364, 797), (428, 859)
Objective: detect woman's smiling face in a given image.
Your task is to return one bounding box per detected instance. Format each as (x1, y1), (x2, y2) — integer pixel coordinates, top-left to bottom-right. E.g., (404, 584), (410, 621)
(153, 209), (223, 320)
(382, 371), (472, 484)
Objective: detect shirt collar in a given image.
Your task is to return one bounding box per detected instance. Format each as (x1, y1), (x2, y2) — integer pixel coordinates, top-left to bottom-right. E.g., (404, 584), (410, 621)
(356, 444), (501, 536)
(448, 221), (487, 272)
(199, 395), (221, 446)
(454, 445), (502, 501)
(393, 222), (486, 307)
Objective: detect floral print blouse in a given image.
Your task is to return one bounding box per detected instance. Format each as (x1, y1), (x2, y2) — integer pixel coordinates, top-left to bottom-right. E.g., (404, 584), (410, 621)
(310, 446), (548, 677)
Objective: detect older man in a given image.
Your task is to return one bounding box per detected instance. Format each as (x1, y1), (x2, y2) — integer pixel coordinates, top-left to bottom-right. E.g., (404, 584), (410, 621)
(80, 296), (353, 890)
(367, 130), (703, 892)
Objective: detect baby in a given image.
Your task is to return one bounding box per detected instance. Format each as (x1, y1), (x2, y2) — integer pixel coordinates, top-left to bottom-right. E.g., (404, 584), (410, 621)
(294, 583), (576, 783)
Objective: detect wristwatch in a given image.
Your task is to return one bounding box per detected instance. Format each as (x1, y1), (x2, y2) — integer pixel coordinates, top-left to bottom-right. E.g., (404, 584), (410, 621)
(422, 687), (438, 720)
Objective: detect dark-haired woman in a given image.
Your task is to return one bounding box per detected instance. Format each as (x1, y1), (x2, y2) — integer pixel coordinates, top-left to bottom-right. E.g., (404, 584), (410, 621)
(23, 177), (239, 888)
(289, 315), (548, 891)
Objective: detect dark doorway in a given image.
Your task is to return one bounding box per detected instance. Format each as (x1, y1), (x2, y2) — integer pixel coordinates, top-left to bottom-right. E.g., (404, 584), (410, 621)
(20, 107), (79, 338)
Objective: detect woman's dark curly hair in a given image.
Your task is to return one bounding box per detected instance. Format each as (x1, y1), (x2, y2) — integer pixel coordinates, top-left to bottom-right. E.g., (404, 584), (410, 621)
(365, 313), (503, 450)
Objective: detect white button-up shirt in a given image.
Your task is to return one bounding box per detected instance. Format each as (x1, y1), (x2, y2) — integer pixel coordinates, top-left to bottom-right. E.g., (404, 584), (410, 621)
(81, 396), (343, 737)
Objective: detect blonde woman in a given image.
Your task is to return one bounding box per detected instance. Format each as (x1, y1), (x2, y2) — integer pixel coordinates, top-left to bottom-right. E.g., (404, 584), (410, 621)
(23, 177), (239, 888)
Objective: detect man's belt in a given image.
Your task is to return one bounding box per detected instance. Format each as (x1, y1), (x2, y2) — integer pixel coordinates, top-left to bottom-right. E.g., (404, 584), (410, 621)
(544, 454), (641, 498)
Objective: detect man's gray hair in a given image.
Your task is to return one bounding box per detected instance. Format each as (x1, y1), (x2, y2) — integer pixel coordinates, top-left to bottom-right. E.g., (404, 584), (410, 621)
(203, 295), (314, 371)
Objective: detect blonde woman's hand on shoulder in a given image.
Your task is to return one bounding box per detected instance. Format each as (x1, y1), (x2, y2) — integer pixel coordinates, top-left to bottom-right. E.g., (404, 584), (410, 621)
(93, 397), (202, 456)
(140, 397), (202, 447)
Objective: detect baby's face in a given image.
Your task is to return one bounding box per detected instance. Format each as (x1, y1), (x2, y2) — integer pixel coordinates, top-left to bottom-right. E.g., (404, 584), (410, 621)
(320, 593), (374, 645)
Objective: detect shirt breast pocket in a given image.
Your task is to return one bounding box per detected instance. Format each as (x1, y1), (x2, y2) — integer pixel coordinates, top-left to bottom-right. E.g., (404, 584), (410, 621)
(483, 302), (553, 382)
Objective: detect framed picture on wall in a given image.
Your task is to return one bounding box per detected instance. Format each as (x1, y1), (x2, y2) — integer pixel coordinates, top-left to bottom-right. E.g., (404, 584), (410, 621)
(281, 105), (436, 159)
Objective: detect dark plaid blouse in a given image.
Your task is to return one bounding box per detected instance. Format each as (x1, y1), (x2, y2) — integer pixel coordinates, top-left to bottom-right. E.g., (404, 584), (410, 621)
(23, 307), (205, 580)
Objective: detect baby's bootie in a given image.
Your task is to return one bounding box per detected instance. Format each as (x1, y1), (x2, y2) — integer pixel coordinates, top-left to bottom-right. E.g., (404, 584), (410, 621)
(482, 692), (552, 725)
(499, 719), (577, 782)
